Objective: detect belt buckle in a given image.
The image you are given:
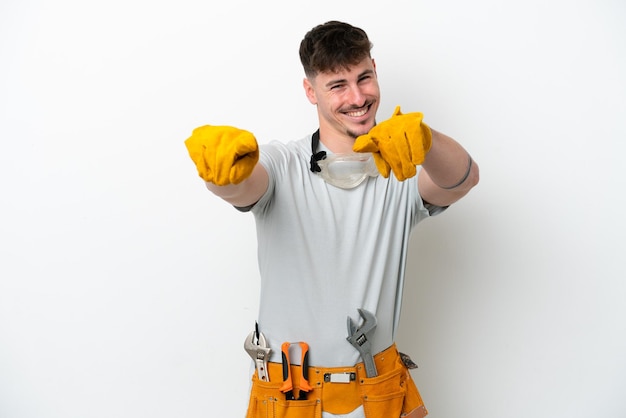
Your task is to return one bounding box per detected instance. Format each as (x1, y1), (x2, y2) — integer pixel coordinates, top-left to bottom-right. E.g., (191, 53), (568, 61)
(323, 372), (356, 383)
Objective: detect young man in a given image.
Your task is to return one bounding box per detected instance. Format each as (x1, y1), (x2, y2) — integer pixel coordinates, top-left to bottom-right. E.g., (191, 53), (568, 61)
(185, 21), (478, 418)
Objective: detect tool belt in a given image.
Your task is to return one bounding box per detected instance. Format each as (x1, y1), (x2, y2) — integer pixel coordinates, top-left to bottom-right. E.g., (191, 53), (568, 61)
(245, 343), (427, 418)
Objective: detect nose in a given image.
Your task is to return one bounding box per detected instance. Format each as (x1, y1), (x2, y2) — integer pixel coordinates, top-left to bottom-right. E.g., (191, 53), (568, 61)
(346, 84), (367, 107)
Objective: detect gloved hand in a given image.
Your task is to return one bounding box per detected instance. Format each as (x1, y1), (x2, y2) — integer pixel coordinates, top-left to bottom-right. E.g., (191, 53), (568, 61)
(353, 106), (432, 181)
(184, 125), (259, 186)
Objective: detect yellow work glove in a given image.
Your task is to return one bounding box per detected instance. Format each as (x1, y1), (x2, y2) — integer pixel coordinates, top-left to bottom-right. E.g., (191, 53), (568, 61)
(353, 106), (432, 181)
(184, 125), (259, 186)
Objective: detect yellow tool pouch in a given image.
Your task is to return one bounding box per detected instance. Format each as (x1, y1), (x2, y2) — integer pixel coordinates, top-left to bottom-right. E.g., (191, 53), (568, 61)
(245, 344), (427, 418)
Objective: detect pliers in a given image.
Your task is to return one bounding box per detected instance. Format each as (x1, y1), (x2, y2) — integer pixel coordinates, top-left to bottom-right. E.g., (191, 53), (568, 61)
(279, 342), (313, 400)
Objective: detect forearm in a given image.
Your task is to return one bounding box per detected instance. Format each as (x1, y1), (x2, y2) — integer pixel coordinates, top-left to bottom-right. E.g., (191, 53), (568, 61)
(206, 163), (269, 208)
(418, 129), (479, 207)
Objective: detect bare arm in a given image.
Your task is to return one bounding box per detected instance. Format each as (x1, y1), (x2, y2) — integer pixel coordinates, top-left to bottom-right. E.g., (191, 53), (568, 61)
(418, 129), (480, 207)
(205, 162), (269, 208)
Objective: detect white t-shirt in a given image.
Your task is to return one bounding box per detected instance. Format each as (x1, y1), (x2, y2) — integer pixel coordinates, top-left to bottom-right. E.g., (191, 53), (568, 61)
(249, 134), (432, 367)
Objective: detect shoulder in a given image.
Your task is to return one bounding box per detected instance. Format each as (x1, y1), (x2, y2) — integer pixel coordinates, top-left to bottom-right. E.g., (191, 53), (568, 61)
(260, 135), (310, 155)
(259, 135), (312, 170)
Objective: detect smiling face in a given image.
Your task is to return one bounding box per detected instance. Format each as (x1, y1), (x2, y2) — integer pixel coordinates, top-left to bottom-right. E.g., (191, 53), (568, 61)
(303, 57), (380, 151)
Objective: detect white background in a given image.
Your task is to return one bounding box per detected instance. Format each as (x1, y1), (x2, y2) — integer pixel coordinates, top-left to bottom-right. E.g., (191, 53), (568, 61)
(1, 1), (625, 417)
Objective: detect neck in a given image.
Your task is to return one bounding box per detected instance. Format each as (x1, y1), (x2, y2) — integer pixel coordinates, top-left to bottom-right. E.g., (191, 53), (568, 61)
(318, 129), (356, 154)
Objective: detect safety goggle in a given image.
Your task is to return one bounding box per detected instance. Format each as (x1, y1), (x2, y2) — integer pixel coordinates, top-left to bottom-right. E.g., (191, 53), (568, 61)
(316, 153), (379, 189)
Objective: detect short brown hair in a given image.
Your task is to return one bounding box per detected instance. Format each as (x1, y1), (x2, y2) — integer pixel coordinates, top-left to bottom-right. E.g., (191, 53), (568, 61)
(299, 21), (373, 78)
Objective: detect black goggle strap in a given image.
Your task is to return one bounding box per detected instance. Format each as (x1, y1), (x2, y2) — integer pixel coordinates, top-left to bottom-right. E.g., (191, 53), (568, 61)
(309, 129), (327, 173)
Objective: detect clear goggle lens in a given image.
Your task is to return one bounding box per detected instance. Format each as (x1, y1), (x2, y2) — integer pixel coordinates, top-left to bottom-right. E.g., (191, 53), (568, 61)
(316, 153), (379, 189)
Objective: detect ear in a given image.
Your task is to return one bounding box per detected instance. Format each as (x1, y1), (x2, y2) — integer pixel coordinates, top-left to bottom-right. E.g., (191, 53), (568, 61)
(303, 78), (317, 105)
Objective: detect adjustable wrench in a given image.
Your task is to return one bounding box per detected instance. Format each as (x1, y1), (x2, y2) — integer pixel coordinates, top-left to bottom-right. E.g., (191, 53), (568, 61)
(346, 308), (378, 377)
(244, 327), (271, 381)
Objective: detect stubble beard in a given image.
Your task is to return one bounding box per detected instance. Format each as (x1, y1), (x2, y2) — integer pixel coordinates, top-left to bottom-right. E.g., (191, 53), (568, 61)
(347, 119), (376, 139)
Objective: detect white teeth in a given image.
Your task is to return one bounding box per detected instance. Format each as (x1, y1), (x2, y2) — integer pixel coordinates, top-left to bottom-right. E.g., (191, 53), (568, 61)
(346, 108), (367, 117)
